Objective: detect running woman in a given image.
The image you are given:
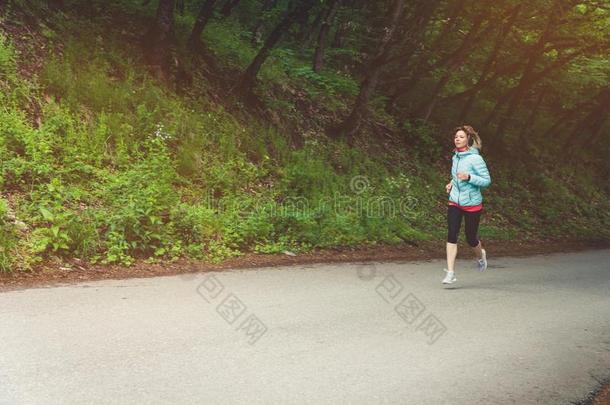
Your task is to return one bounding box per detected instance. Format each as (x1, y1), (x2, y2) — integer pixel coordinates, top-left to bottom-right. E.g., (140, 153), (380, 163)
(442, 125), (491, 284)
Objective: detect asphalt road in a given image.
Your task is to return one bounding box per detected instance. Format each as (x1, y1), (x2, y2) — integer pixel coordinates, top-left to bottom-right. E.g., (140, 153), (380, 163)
(1, 249), (609, 404)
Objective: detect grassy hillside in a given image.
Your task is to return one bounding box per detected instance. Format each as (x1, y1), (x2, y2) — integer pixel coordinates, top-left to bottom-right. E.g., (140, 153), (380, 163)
(0, 0), (608, 272)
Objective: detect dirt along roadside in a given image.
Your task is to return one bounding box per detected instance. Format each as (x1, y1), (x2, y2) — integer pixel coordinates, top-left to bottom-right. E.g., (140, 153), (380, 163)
(580, 378), (610, 405)
(1, 237), (608, 292)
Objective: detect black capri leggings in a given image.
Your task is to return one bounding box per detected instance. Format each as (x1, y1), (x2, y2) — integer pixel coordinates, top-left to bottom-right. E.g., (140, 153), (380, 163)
(447, 205), (482, 247)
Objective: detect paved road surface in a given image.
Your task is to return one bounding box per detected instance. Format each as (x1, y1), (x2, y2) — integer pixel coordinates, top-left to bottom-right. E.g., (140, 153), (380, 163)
(1, 249), (609, 404)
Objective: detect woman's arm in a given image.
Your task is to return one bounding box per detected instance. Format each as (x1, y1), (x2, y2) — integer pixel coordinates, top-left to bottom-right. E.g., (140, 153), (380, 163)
(467, 155), (491, 188)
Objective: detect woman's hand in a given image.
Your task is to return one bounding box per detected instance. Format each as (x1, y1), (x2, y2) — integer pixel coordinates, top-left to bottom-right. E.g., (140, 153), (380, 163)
(445, 182), (452, 193)
(457, 172), (470, 181)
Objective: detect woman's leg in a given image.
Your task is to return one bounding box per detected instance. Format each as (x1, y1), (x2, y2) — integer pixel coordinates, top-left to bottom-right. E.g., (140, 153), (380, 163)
(446, 205), (462, 272)
(464, 210), (483, 260)
(471, 240), (483, 260)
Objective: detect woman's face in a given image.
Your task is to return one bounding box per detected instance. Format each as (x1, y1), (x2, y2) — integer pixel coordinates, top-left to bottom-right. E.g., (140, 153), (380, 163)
(454, 130), (468, 149)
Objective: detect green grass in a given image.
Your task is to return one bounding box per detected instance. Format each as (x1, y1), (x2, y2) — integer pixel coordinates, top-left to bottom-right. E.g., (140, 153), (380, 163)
(0, 3), (607, 272)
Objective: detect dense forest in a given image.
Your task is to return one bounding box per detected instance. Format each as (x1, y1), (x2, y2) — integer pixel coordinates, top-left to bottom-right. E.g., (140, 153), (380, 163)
(0, 0), (608, 271)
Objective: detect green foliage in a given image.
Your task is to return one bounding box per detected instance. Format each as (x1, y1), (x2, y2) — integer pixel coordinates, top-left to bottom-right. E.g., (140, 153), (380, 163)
(202, 20), (257, 70)
(94, 137), (180, 264)
(0, 32), (32, 106)
(0, 198), (19, 272)
(0, 0), (607, 273)
(0, 33), (16, 79)
(401, 120), (443, 162)
(288, 65), (358, 109)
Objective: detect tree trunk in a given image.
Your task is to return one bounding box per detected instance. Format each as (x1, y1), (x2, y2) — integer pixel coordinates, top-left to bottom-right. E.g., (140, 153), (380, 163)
(331, 0), (355, 48)
(540, 92), (600, 143)
(236, 0), (315, 95)
(252, 0), (278, 45)
(331, 20), (345, 48)
(487, 1), (564, 139)
(384, 0), (468, 114)
(336, 0), (408, 141)
(299, 5), (324, 50)
(458, 6), (521, 122)
(220, 0), (240, 17)
(519, 87), (547, 136)
(142, 0), (176, 81)
(47, 0), (64, 10)
(385, 3), (436, 75)
(490, 50), (551, 136)
(489, 44), (595, 138)
(419, 10), (489, 122)
(189, 0), (218, 46)
(568, 88), (610, 149)
(376, 0), (445, 119)
(430, 0), (466, 49)
(429, 9), (490, 70)
(313, 0), (340, 73)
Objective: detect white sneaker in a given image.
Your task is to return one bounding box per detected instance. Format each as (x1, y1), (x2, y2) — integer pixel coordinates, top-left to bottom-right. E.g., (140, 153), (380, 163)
(477, 249), (488, 272)
(442, 269), (456, 284)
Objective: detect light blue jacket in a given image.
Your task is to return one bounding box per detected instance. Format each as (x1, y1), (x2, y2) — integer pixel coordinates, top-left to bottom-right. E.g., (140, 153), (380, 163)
(448, 147), (491, 206)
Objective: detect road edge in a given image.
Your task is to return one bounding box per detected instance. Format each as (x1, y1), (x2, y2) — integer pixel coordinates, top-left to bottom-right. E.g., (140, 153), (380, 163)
(1, 237), (608, 292)
(577, 378), (610, 405)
